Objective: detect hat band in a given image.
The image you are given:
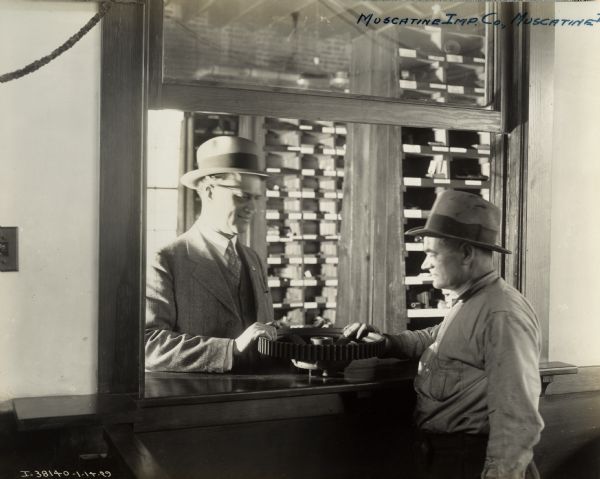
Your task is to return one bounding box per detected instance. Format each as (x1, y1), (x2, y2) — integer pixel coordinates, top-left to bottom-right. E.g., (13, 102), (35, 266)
(199, 152), (261, 171)
(426, 213), (498, 245)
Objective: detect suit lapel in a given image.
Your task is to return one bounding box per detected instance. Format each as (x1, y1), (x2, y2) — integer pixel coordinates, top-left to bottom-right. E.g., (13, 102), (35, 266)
(184, 225), (240, 320)
(238, 244), (266, 319)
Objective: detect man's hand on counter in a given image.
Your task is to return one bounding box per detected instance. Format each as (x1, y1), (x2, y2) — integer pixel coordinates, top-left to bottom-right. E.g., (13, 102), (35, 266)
(342, 323), (384, 342)
(234, 322), (278, 355)
(343, 323), (392, 356)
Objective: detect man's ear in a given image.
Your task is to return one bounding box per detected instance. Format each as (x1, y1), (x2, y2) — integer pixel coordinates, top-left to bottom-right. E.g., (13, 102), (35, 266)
(199, 182), (213, 200)
(461, 242), (476, 264)
(195, 181), (212, 202)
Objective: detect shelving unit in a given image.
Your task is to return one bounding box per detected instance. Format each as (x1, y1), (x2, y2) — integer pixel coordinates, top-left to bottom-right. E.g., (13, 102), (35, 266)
(407, 308), (451, 319)
(402, 127), (492, 324)
(263, 117), (346, 327)
(397, 23), (488, 106)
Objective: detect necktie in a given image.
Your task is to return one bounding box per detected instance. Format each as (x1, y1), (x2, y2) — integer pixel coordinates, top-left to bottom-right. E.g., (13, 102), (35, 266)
(225, 240), (241, 281)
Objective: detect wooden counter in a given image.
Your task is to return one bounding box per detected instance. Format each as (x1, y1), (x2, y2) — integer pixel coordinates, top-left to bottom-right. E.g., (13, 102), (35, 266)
(106, 360), (576, 478)
(11, 360), (576, 479)
(137, 358), (417, 431)
(143, 358), (416, 403)
(109, 359), (419, 479)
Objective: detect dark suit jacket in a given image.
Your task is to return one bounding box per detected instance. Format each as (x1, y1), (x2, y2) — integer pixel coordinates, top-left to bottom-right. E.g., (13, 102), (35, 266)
(145, 221), (274, 372)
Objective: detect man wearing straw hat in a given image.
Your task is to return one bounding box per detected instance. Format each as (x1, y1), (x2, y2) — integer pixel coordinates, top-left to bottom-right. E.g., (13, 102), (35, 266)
(344, 190), (543, 479)
(145, 136), (277, 373)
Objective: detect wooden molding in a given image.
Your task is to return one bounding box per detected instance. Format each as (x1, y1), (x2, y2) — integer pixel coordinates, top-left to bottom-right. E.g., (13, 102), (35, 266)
(12, 394), (137, 432)
(147, 0), (164, 108)
(503, 2), (528, 290)
(544, 365), (600, 396)
(99, 1), (146, 394)
(159, 82), (503, 133)
(523, 2), (555, 362)
(337, 29), (406, 333)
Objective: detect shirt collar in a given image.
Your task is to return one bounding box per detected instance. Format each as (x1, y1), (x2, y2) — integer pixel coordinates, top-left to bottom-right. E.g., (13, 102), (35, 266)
(444, 270), (498, 305)
(457, 270), (498, 302)
(197, 223), (237, 258)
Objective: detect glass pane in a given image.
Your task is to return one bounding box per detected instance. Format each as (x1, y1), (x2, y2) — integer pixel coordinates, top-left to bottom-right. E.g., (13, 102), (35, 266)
(144, 109), (500, 398)
(163, 1), (492, 107)
(146, 110), (184, 266)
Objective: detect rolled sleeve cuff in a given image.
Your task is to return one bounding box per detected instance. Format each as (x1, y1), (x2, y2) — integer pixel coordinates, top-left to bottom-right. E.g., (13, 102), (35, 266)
(222, 338), (234, 372)
(482, 460), (528, 479)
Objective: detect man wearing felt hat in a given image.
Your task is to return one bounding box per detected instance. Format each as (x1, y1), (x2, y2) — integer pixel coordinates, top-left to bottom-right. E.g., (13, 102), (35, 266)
(344, 190), (543, 479)
(145, 136), (277, 373)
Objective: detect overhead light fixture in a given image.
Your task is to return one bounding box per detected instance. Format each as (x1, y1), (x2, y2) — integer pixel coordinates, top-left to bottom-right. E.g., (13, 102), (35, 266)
(329, 71), (349, 89)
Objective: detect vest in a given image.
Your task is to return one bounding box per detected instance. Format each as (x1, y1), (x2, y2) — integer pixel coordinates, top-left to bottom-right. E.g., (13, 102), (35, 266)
(217, 245), (259, 372)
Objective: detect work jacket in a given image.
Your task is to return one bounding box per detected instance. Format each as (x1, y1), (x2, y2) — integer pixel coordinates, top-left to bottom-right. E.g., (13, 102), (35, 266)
(386, 272), (544, 478)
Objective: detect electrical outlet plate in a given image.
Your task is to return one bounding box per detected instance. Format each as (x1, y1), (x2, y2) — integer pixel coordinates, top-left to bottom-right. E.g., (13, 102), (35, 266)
(0, 227), (18, 272)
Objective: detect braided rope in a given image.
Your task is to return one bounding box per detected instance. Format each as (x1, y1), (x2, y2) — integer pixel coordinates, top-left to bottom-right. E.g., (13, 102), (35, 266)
(0, 1), (116, 84)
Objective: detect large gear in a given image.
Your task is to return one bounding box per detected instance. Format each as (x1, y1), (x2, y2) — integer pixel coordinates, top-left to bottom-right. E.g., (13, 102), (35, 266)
(257, 328), (385, 363)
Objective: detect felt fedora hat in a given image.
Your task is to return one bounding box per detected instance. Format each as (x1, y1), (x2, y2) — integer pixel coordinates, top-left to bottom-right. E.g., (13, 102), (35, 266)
(405, 190), (511, 254)
(180, 136), (267, 189)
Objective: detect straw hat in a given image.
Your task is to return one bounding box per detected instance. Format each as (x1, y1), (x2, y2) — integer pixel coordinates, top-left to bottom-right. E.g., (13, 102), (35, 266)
(180, 136), (267, 189)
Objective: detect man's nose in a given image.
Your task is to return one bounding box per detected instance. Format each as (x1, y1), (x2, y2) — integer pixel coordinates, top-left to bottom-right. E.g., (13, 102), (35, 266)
(421, 256), (431, 271)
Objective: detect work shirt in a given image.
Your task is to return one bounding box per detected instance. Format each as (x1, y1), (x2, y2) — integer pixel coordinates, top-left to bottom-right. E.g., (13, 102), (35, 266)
(386, 272), (544, 478)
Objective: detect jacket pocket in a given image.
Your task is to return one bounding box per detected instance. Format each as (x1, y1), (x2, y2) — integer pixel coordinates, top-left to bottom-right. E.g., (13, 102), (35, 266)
(416, 355), (463, 402)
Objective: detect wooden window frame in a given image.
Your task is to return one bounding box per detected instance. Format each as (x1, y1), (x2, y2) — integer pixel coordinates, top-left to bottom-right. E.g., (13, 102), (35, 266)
(99, 1), (540, 396)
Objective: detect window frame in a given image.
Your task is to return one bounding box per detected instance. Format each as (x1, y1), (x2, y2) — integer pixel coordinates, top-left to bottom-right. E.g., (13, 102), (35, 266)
(99, 0), (533, 397)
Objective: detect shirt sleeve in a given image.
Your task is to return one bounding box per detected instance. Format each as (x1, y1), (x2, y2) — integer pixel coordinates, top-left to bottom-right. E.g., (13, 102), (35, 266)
(482, 311), (544, 478)
(384, 324), (441, 359)
(145, 250), (235, 373)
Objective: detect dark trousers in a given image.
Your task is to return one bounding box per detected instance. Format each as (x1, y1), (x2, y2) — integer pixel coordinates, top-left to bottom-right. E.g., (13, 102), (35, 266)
(415, 432), (540, 479)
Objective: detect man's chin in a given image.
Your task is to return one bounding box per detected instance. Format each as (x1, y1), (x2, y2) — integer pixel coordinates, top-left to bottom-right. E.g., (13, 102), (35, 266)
(233, 224), (249, 234)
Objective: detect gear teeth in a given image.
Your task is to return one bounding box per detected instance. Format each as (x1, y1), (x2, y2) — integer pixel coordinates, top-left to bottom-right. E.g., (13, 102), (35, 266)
(258, 328), (385, 362)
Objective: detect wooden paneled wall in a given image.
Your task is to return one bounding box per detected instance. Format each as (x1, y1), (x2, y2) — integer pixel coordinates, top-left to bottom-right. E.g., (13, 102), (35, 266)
(337, 29), (406, 333)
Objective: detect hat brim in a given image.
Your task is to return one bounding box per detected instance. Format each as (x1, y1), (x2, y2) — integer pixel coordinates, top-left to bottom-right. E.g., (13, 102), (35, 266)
(405, 226), (512, 254)
(180, 167), (268, 189)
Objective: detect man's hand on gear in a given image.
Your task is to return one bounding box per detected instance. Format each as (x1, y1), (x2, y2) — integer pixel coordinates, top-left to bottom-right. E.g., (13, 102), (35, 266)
(234, 322), (278, 354)
(342, 322), (384, 343)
